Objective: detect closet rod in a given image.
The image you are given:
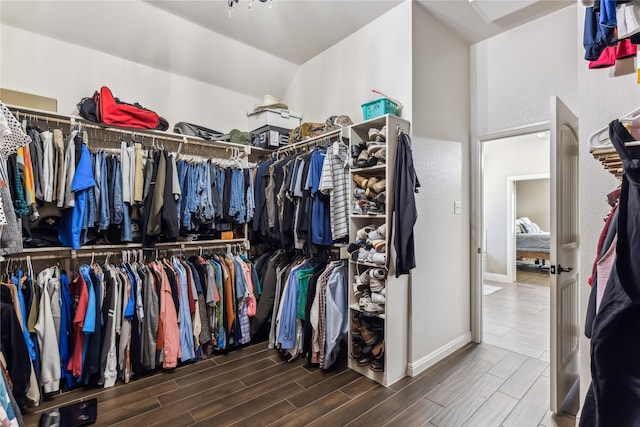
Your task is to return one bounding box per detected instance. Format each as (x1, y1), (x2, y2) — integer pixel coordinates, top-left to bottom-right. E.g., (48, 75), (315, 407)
(15, 238), (249, 257)
(277, 128), (342, 155)
(0, 253), (71, 262)
(7, 104), (251, 155)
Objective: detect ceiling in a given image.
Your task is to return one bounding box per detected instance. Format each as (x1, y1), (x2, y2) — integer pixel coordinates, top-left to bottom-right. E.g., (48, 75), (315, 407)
(146, 0), (404, 65)
(148, 0), (575, 58)
(0, 0), (573, 97)
(416, 0), (574, 44)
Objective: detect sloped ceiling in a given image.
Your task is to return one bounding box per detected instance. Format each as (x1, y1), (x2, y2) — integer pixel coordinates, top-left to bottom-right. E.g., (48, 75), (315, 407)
(416, 0), (574, 43)
(0, 0), (573, 98)
(146, 0), (405, 65)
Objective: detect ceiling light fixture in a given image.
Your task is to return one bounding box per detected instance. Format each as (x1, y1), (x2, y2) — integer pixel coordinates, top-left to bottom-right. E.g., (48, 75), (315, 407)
(228, 0), (272, 17)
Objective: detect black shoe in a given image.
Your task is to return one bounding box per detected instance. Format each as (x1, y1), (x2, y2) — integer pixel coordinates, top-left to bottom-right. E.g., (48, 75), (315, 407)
(357, 353), (374, 366)
(369, 358), (384, 372)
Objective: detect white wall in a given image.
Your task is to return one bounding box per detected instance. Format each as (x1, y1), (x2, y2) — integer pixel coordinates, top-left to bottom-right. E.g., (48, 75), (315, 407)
(576, 5), (639, 412)
(483, 136), (550, 276)
(471, 5), (578, 137)
(282, 1), (412, 124)
(516, 178), (551, 232)
(0, 24), (262, 132)
(0, 0), (298, 101)
(407, 2), (471, 375)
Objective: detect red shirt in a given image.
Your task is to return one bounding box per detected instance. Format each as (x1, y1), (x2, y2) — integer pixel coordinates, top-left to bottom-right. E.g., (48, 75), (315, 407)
(67, 273), (89, 378)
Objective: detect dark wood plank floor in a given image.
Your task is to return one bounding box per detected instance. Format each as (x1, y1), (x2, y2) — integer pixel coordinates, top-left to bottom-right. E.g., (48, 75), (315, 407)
(21, 337), (576, 427)
(21, 267), (572, 427)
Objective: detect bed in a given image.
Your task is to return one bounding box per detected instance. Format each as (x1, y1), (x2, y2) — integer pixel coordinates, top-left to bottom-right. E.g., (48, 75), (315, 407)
(515, 217), (550, 263)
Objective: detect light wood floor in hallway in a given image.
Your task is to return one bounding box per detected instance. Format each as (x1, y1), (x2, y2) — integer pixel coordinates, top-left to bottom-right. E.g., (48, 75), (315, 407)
(21, 267), (575, 427)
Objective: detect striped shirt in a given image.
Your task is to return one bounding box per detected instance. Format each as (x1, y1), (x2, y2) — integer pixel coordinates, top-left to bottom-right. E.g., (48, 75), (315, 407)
(319, 142), (349, 240)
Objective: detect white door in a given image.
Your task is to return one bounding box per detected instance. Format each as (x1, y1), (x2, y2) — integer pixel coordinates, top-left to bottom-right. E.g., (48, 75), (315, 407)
(549, 96), (580, 413)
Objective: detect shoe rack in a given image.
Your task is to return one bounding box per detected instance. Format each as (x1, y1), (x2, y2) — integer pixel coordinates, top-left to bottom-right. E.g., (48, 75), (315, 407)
(347, 114), (410, 387)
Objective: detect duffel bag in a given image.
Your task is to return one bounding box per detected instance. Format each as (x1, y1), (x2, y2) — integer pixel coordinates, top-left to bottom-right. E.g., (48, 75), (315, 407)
(77, 86), (169, 131)
(174, 122), (223, 140)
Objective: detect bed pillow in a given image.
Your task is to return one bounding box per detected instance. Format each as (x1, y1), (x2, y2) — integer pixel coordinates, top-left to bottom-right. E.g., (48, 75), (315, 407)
(530, 222), (543, 233)
(518, 217), (535, 233)
(515, 219), (525, 233)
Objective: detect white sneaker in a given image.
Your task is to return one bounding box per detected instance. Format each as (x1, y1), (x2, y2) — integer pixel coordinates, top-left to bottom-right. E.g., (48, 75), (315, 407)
(364, 301), (385, 316)
(371, 292), (385, 304)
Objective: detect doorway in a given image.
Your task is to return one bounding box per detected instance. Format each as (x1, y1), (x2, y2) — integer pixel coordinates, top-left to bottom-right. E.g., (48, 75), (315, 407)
(471, 97), (580, 415)
(480, 130), (551, 360)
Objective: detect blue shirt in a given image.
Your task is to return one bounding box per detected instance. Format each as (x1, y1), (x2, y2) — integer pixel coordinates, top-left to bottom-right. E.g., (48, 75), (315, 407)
(277, 262), (308, 349)
(309, 150), (332, 245)
(174, 260), (195, 361)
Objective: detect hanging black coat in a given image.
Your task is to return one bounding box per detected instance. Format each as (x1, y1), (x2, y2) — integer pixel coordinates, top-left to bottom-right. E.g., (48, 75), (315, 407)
(393, 132), (419, 277)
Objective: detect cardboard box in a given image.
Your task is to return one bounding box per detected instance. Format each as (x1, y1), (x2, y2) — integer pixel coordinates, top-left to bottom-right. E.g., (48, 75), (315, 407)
(0, 88), (57, 112)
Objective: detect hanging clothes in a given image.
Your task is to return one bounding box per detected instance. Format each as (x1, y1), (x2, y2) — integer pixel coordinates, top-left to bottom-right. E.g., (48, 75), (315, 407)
(393, 131), (419, 277)
(581, 120), (640, 427)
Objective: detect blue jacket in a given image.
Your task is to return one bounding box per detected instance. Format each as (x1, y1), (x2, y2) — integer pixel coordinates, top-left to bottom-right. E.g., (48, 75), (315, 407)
(59, 144), (96, 249)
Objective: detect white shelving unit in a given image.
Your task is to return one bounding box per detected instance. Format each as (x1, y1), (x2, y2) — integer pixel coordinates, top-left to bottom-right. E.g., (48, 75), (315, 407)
(347, 114), (410, 387)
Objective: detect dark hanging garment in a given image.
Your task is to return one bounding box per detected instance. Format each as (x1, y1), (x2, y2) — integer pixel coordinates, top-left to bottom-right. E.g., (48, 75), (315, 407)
(161, 152), (179, 240)
(580, 119), (640, 427)
(0, 302), (31, 410)
(393, 132), (419, 277)
(142, 151), (161, 255)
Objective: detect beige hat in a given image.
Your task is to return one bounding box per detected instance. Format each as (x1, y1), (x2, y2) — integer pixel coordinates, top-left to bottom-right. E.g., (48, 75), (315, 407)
(254, 94), (288, 112)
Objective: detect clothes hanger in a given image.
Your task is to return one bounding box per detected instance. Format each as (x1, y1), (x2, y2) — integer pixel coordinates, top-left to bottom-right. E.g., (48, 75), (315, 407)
(589, 106), (640, 149)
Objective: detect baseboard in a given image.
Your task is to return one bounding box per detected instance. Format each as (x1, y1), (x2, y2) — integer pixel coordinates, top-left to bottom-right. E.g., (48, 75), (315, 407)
(406, 332), (472, 377)
(484, 273), (510, 283)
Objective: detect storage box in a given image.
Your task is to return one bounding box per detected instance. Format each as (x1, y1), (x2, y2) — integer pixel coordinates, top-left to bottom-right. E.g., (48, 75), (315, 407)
(361, 98), (400, 120)
(251, 125), (290, 148)
(248, 108), (302, 132)
(221, 231), (234, 240)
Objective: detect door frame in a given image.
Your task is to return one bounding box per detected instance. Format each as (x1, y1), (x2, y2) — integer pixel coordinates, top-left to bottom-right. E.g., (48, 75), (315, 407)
(506, 173), (550, 283)
(471, 121), (549, 343)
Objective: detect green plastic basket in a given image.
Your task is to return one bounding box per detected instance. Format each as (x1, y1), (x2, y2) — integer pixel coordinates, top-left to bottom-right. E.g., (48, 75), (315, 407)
(361, 98), (399, 120)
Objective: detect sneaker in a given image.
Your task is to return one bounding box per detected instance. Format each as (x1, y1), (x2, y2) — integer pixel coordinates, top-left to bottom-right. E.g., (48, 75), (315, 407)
(354, 270), (371, 290)
(359, 289), (372, 308)
(357, 248), (373, 263)
(364, 301), (385, 316)
(371, 292), (385, 304)
(368, 224), (387, 241)
(369, 279), (385, 293)
(368, 127), (381, 141)
(369, 251), (386, 265)
(356, 224), (376, 240)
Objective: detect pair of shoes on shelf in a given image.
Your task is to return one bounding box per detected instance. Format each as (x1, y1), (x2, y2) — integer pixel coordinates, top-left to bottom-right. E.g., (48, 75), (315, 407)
(356, 224), (386, 240)
(353, 199), (380, 215)
(356, 149), (379, 168)
(354, 268), (386, 292)
(363, 300), (385, 316)
(353, 174), (386, 194)
(367, 142), (386, 162)
(368, 126), (387, 142)
(355, 248), (386, 265)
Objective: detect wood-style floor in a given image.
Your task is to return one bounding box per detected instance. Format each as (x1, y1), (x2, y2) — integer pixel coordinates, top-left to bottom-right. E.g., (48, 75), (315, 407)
(21, 266), (574, 427)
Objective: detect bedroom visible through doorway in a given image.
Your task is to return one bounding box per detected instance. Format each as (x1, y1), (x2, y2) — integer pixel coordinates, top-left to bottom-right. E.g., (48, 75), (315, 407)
(513, 175), (550, 286)
(481, 131), (551, 360)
